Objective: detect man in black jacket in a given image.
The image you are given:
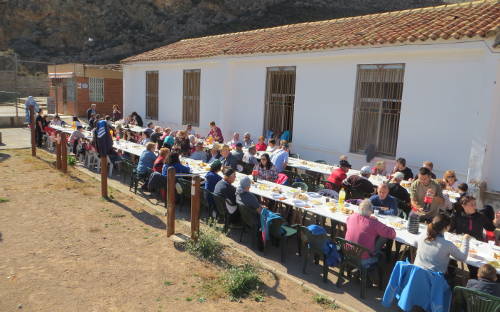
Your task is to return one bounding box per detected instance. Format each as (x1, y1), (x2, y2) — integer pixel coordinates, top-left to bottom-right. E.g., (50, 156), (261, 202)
(86, 103), (96, 120)
(342, 166), (375, 199)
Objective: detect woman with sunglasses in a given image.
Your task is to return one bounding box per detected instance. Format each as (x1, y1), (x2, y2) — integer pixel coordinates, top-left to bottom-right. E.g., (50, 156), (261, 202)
(442, 170), (459, 191)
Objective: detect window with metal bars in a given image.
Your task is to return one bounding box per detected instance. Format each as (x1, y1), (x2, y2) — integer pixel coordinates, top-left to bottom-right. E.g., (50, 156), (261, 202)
(263, 67), (296, 141)
(89, 77), (104, 102)
(350, 64), (405, 157)
(182, 69), (200, 126)
(145, 71), (159, 120)
(65, 78), (75, 102)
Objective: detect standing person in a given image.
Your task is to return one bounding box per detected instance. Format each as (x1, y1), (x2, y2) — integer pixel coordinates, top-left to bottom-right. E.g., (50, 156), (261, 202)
(206, 121), (223, 143)
(131, 112), (143, 127)
(270, 140), (289, 173)
(24, 96), (39, 124)
(327, 160), (351, 192)
(35, 110), (44, 147)
(414, 215), (470, 274)
(391, 157), (414, 181)
(255, 136), (267, 152)
(410, 167), (444, 222)
(111, 105), (122, 122)
(86, 103), (97, 120)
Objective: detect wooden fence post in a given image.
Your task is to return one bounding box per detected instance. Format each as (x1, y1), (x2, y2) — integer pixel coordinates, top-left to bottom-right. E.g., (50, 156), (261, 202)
(55, 133), (62, 169)
(29, 106), (36, 157)
(191, 175), (201, 241)
(100, 155), (108, 198)
(60, 132), (67, 173)
(166, 167), (176, 237)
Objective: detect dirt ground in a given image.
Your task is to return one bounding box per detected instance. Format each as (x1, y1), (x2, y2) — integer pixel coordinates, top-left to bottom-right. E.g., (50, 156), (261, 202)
(0, 149), (342, 312)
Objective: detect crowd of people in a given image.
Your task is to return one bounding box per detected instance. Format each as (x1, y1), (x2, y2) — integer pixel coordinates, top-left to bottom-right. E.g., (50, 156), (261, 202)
(38, 102), (500, 302)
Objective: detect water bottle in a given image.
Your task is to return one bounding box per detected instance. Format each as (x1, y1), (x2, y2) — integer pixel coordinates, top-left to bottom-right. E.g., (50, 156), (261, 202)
(338, 188), (346, 209)
(423, 189), (433, 212)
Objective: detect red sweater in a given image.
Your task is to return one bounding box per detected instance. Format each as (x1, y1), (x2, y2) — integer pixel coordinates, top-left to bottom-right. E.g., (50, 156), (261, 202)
(255, 142), (267, 151)
(327, 168), (347, 186)
(346, 213), (396, 258)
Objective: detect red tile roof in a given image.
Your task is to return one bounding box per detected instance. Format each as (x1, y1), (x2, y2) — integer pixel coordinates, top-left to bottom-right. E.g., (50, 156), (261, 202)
(122, 0), (500, 63)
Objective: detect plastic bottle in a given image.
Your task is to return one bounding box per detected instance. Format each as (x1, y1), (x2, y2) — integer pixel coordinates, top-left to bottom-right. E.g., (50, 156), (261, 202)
(338, 188), (346, 209)
(423, 189), (434, 212)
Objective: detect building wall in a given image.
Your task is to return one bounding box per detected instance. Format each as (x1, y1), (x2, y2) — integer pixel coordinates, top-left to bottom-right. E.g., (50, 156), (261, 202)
(123, 41), (500, 190)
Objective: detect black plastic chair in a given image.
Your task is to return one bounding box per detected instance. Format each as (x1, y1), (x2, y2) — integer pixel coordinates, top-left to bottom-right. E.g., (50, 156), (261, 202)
(314, 160), (327, 164)
(335, 237), (384, 299)
(200, 187), (215, 219)
(451, 286), (500, 312)
(238, 204), (260, 249)
(267, 218), (297, 263)
(177, 177), (192, 210)
(212, 193), (229, 232)
(297, 226), (329, 283)
(241, 162), (255, 175)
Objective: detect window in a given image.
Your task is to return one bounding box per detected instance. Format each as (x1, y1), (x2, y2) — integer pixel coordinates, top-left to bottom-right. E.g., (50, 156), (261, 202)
(146, 71), (159, 120)
(263, 67), (296, 141)
(89, 77), (104, 102)
(182, 69), (200, 126)
(65, 78), (75, 102)
(350, 64), (405, 157)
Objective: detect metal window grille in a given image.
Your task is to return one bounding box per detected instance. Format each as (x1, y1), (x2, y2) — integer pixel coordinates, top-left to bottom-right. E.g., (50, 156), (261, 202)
(182, 69), (200, 126)
(263, 66), (296, 141)
(350, 64), (405, 157)
(65, 78), (75, 102)
(89, 77), (104, 102)
(146, 71), (159, 120)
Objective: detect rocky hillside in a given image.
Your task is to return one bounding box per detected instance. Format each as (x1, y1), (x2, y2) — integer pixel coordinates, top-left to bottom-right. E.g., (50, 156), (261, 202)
(0, 0), (454, 64)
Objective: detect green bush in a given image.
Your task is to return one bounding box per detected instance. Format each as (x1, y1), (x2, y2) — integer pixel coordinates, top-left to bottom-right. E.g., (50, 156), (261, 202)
(67, 155), (76, 166)
(185, 227), (223, 262)
(223, 264), (262, 300)
(313, 294), (339, 310)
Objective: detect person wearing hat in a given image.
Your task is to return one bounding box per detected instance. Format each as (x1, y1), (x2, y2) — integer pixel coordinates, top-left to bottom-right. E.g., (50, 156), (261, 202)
(205, 160), (222, 193)
(236, 176), (262, 213)
(342, 166), (375, 199)
(190, 141), (207, 162)
(388, 171), (411, 214)
(326, 159), (352, 192)
(214, 168), (238, 216)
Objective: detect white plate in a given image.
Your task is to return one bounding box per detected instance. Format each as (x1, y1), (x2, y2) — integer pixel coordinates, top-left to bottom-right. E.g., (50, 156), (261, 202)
(292, 200), (306, 207)
(271, 193), (283, 199)
(307, 192), (321, 198)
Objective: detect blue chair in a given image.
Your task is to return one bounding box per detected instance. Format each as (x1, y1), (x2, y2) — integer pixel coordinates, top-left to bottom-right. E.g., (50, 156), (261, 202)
(280, 130), (290, 141)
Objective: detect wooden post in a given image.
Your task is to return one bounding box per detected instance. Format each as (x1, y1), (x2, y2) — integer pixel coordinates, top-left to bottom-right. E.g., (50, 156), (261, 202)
(166, 167), (176, 237)
(55, 133), (62, 169)
(191, 175), (201, 241)
(60, 132), (67, 173)
(101, 155), (108, 199)
(29, 106), (36, 157)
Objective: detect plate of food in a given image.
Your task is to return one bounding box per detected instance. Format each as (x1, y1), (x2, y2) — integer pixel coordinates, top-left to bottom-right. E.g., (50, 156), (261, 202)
(488, 260), (500, 269)
(293, 193), (309, 201)
(310, 200), (322, 206)
(389, 222), (405, 229)
(292, 199), (306, 207)
(272, 186), (283, 194)
(271, 193), (287, 201)
(257, 184), (270, 191)
(307, 192), (322, 198)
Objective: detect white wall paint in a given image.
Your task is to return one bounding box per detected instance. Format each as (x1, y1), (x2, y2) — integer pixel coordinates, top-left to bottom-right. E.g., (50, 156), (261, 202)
(123, 41), (500, 190)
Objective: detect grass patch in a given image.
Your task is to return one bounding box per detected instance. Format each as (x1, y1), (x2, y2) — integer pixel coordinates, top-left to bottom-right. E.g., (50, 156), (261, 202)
(185, 227), (224, 263)
(223, 264), (262, 300)
(164, 281), (173, 286)
(312, 294), (339, 310)
(0, 198), (9, 203)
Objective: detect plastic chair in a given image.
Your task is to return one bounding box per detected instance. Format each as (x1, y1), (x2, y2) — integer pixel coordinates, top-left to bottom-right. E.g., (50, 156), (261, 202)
(177, 178), (192, 210)
(297, 225), (329, 283)
(451, 286), (500, 312)
(213, 193), (229, 232)
(291, 182), (308, 192)
(241, 162), (255, 175)
(335, 237), (384, 299)
(201, 187), (215, 219)
(268, 218), (297, 263)
(238, 204), (260, 249)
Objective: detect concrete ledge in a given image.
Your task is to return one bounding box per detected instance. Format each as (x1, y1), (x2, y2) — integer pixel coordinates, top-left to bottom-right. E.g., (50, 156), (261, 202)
(0, 116), (24, 128)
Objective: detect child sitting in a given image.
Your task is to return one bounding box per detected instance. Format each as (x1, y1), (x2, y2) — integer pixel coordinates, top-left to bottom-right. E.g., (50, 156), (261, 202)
(466, 263), (500, 297)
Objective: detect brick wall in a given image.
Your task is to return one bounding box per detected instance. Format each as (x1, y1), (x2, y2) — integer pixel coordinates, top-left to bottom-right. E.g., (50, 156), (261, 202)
(76, 77), (90, 117)
(74, 77), (122, 119)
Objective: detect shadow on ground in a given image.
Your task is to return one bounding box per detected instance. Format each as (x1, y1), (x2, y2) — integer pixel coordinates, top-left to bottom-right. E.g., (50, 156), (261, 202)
(109, 199), (166, 230)
(0, 153), (11, 162)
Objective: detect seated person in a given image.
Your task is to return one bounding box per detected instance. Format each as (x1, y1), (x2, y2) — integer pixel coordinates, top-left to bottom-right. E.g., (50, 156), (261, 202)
(414, 214), (470, 273)
(451, 195), (496, 242)
(255, 136), (267, 152)
(205, 160), (222, 192)
(410, 167), (444, 223)
(369, 184), (398, 216)
(153, 148), (170, 173)
(50, 115), (65, 126)
(220, 144), (238, 170)
(162, 130), (175, 149)
(231, 142), (244, 162)
(391, 157), (414, 181)
(185, 124), (195, 136)
(242, 132), (254, 148)
(150, 126), (163, 144)
(140, 131), (151, 145)
(342, 166), (375, 199)
(371, 160), (387, 176)
(228, 132), (241, 148)
(174, 130), (191, 157)
(214, 168), (239, 219)
(442, 170), (459, 191)
(345, 199), (396, 267)
(255, 153), (278, 182)
(457, 182), (468, 198)
(162, 152), (190, 176)
(466, 263), (500, 297)
(236, 176), (262, 213)
(266, 138), (278, 154)
(242, 146), (259, 167)
(326, 160), (351, 192)
(207, 145), (221, 164)
(388, 172), (410, 205)
(190, 141), (207, 162)
(270, 141), (289, 173)
(69, 126), (86, 154)
(136, 142), (157, 175)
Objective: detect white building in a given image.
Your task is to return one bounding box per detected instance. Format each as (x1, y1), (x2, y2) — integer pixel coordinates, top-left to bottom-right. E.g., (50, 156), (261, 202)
(122, 1), (500, 192)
